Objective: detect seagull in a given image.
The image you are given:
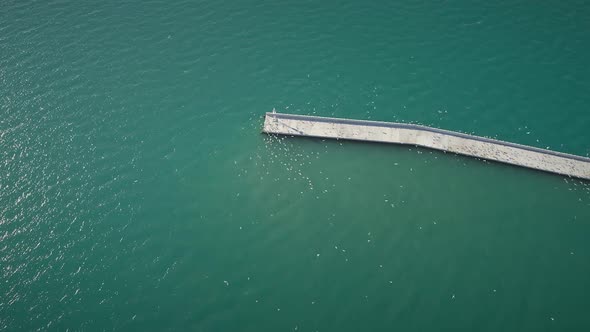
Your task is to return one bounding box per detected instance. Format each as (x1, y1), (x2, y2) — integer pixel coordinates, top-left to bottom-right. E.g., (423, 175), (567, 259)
(272, 108), (276, 114)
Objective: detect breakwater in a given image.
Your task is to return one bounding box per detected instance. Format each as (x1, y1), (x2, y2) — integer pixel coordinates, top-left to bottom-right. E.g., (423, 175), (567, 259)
(263, 112), (590, 180)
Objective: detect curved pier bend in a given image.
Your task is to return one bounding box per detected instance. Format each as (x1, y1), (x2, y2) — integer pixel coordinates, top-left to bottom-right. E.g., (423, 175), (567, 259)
(262, 112), (590, 180)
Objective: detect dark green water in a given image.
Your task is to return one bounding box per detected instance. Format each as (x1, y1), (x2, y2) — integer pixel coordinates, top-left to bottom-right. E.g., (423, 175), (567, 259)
(2, 0), (590, 331)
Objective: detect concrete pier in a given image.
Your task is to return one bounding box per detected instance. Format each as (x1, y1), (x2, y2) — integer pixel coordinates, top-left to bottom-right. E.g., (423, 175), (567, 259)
(263, 112), (590, 180)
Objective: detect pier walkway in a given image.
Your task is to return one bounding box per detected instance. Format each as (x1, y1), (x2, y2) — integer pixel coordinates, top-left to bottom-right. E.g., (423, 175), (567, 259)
(262, 112), (590, 180)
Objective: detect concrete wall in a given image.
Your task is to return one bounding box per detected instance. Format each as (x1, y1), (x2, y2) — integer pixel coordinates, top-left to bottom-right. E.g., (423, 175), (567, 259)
(263, 112), (590, 180)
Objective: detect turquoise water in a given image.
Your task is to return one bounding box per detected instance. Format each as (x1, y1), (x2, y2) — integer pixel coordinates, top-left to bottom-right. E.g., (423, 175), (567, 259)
(2, 0), (590, 331)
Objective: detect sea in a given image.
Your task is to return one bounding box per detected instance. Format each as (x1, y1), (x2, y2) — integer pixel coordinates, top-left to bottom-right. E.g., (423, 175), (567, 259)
(1, 0), (590, 331)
